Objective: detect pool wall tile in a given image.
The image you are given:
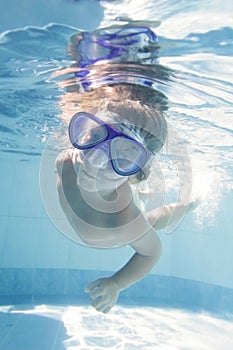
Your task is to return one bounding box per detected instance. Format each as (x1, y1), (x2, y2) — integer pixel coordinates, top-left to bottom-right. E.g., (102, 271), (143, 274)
(32, 268), (67, 296)
(0, 268), (232, 316)
(35, 219), (70, 269)
(0, 216), (8, 265)
(0, 161), (13, 216)
(0, 268), (34, 296)
(2, 217), (40, 268)
(9, 162), (43, 218)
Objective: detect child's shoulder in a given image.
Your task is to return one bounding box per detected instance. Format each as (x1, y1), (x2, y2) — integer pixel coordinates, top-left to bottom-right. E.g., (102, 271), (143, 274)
(56, 148), (82, 177)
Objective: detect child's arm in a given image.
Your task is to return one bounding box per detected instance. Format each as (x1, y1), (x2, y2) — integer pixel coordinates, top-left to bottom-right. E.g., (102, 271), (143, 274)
(147, 199), (200, 231)
(84, 200), (201, 313)
(85, 228), (161, 313)
(113, 228), (161, 289)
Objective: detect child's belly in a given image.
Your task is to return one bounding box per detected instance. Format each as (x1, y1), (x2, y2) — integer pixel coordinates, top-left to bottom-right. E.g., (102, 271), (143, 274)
(63, 185), (151, 248)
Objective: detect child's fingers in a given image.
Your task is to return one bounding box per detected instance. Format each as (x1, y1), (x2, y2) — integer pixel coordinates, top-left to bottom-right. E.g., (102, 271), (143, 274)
(189, 198), (202, 210)
(85, 279), (102, 293)
(89, 288), (103, 299)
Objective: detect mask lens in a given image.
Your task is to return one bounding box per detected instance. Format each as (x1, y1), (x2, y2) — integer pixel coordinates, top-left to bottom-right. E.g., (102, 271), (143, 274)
(69, 113), (107, 148)
(110, 137), (147, 175)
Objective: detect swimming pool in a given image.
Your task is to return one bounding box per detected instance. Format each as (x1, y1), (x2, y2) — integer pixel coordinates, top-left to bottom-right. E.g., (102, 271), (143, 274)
(0, 0), (233, 349)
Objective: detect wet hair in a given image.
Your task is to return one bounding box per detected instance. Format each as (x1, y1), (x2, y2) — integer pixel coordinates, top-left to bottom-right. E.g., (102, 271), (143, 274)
(69, 83), (168, 153)
(61, 82), (168, 181)
(105, 100), (167, 153)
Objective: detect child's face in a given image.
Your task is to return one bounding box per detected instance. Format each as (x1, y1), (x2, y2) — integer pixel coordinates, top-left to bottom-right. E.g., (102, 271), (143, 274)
(78, 147), (127, 192)
(68, 111), (155, 193)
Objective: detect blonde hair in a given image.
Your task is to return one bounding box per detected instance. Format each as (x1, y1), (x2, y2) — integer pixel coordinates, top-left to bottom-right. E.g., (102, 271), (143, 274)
(62, 82), (168, 153)
(59, 82), (168, 182)
(106, 99), (167, 153)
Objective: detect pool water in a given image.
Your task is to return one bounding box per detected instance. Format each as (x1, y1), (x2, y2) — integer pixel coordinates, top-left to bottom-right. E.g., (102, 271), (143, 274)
(0, 304), (233, 350)
(0, 0), (233, 349)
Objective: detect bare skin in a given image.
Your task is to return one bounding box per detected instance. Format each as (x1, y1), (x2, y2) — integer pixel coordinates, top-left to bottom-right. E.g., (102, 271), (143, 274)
(56, 148), (162, 313)
(56, 149), (198, 313)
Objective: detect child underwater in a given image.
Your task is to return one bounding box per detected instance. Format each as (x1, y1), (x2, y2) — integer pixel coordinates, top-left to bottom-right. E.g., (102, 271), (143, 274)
(41, 20), (199, 313)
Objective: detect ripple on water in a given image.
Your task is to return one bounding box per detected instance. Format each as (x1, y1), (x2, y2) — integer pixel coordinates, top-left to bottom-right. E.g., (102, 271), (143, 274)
(1, 305), (231, 350)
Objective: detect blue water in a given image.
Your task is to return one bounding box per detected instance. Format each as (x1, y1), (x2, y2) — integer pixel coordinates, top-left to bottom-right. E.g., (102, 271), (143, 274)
(0, 0), (233, 349)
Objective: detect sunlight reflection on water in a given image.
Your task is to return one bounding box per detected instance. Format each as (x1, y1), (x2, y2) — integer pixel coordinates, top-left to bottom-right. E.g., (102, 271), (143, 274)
(3, 304), (232, 350)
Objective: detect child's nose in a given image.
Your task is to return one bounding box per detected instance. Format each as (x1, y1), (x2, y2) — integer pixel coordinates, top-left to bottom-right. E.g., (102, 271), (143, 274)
(85, 146), (109, 169)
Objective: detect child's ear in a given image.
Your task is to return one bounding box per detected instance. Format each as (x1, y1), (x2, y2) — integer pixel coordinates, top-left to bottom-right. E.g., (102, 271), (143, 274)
(128, 166), (150, 184)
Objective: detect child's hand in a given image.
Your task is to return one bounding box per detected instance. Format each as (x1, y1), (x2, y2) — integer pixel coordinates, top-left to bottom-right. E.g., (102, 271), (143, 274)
(85, 277), (120, 313)
(188, 198), (202, 211)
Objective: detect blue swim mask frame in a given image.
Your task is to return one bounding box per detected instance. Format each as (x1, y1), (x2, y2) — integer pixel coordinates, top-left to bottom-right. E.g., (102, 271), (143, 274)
(68, 112), (155, 176)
